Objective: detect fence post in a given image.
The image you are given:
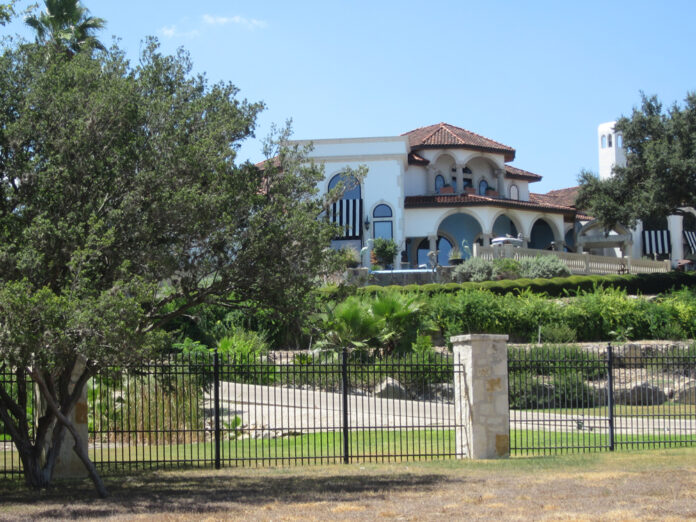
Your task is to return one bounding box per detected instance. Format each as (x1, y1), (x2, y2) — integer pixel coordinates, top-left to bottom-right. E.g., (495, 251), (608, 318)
(584, 252), (590, 274)
(213, 347), (221, 469)
(341, 347), (350, 464)
(452, 334), (509, 459)
(607, 343), (615, 451)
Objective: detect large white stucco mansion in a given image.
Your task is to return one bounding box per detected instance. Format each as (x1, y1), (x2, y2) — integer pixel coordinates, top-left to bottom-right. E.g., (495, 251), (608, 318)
(297, 122), (695, 269)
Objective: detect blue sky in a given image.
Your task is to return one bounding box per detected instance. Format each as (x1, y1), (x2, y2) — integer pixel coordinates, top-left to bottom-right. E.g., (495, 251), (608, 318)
(5, 1), (696, 192)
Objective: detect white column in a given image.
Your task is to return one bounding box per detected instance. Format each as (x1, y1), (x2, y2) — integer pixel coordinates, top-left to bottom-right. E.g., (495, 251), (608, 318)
(631, 220), (643, 259)
(668, 214), (684, 263)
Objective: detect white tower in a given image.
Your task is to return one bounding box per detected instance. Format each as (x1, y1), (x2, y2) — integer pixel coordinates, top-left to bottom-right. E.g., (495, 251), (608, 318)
(597, 121), (626, 180)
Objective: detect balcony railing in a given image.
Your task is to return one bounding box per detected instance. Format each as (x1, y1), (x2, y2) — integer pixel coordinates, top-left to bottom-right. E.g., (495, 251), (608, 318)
(473, 245), (671, 275)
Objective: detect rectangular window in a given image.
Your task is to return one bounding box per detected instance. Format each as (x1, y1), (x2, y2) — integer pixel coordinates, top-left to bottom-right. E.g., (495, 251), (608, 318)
(373, 221), (393, 240)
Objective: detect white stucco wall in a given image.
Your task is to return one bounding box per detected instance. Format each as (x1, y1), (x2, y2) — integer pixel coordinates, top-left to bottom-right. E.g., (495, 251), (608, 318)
(598, 121), (626, 180)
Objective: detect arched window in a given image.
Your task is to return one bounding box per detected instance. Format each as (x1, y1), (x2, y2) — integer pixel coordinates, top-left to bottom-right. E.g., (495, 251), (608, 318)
(328, 172), (362, 240)
(478, 179), (489, 196)
(617, 134), (623, 148)
(328, 172), (360, 199)
(435, 174), (445, 193)
(607, 134), (613, 147)
(509, 185), (519, 200)
(372, 204), (393, 240)
(601, 135), (607, 148)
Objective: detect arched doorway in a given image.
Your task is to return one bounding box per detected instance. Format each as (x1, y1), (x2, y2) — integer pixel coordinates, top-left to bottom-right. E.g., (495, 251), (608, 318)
(529, 219), (555, 250)
(492, 215), (518, 238)
(438, 213), (483, 259)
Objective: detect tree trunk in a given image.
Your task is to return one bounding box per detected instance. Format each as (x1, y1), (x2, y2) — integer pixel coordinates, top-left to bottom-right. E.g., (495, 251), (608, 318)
(31, 368), (109, 498)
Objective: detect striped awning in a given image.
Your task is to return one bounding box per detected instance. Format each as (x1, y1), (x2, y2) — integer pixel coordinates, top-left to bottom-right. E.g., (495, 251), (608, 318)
(331, 198), (363, 240)
(685, 230), (696, 254)
(643, 229), (671, 255)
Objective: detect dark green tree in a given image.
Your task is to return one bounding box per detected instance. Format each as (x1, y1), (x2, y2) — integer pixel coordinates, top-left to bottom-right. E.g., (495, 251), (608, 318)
(25, 0), (105, 54)
(577, 92), (696, 229)
(0, 37), (344, 496)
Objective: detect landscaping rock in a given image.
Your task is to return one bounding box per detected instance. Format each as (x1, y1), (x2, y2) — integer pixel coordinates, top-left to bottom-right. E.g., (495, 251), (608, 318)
(373, 377), (411, 400)
(422, 383), (454, 402)
(674, 383), (696, 405)
(614, 382), (666, 406)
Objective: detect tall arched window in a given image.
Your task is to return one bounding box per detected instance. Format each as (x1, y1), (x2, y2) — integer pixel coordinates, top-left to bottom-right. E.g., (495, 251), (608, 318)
(328, 172), (362, 239)
(601, 135), (607, 148)
(478, 179), (489, 196)
(435, 174), (445, 193)
(509, 184), (519, 200)
(617, 134), (623, 148)
(372, 204), (393, 240)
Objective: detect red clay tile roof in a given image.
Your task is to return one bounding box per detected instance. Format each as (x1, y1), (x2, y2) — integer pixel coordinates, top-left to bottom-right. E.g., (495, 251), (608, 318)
(539, 186), (581, 208)
(404, 194), (577, 216)
(505, 165), (542, 182)
(403, 123), (516, 162)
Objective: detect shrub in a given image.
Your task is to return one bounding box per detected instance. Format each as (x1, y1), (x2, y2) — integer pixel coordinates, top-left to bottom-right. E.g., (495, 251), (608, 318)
(372, 238), (399, 268)
(492, 258), (522, 280)
(539, 323), (577, 344)
(453, 257), (494, 282)
(518, 255), (571, 279)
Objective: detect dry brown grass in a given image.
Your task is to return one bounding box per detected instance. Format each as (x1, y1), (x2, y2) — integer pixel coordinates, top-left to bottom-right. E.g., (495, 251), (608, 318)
(1, 448), (696, 521)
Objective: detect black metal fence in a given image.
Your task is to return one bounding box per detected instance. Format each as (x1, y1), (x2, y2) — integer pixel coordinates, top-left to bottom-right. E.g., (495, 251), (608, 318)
(1, 350), (459, 477)
(509, 343), (696, 455)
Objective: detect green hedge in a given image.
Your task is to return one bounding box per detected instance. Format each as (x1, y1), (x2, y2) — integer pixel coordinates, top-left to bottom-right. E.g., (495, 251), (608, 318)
(351, 272), (696, 297)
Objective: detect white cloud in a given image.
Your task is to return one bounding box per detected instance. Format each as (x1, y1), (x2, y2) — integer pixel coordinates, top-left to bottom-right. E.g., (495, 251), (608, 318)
(159, 25), (200, 39)
(202, 14), (268, 30)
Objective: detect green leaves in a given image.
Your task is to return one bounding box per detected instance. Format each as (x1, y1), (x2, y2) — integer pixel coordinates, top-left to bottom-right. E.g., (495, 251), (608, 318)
(578, 92), (696, 228)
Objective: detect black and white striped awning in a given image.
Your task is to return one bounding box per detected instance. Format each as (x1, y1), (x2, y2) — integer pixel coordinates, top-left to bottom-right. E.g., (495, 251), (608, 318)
(331, 198), (363, 240)
(643, 229), (671, 255)
(685, 230), (696, 254)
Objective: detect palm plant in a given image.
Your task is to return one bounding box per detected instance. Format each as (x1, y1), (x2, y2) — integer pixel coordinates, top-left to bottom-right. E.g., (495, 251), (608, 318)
(25, 0), (105, 54)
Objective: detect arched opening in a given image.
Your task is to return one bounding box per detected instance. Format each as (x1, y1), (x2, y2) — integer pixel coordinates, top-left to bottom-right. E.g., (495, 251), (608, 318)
(607, 134), (613, 148)
(617, 133), (623, 148)
(529, 218), (555, 250)
(438, 213), (483, 260)
(478, 179), (489, 195)
(492, 215), (518, 238)
(434, 154), (456, 192)
(509, 184), (519, 200)
(601, 135), (607, 148)
(328, 172), (362, 242)
(416, 236), (453, 267)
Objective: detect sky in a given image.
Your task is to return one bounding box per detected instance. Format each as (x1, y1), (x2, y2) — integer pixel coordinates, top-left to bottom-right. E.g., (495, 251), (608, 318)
(5, 0), (696, 192)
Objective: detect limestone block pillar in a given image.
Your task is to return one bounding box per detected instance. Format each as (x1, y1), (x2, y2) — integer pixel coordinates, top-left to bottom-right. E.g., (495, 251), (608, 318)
(452, 334), (509, 459)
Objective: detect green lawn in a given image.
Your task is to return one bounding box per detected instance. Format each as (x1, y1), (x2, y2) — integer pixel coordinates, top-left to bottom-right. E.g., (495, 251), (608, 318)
(3, 426), (696, 476)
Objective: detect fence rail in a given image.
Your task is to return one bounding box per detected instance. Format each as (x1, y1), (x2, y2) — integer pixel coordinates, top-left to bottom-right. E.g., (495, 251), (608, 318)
(474, 245), (671, 275)
(3, 343), (696, 478)
(509, 343), (696, 455)
(1, 351), (460, 477)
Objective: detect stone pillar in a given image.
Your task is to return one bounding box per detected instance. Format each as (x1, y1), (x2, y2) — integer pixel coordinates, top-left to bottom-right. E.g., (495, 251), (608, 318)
(668, 214), (684, 263)
(54, 358), (89, 479)
(482, 233), (492, 247)
(452, 334), (509, 459)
